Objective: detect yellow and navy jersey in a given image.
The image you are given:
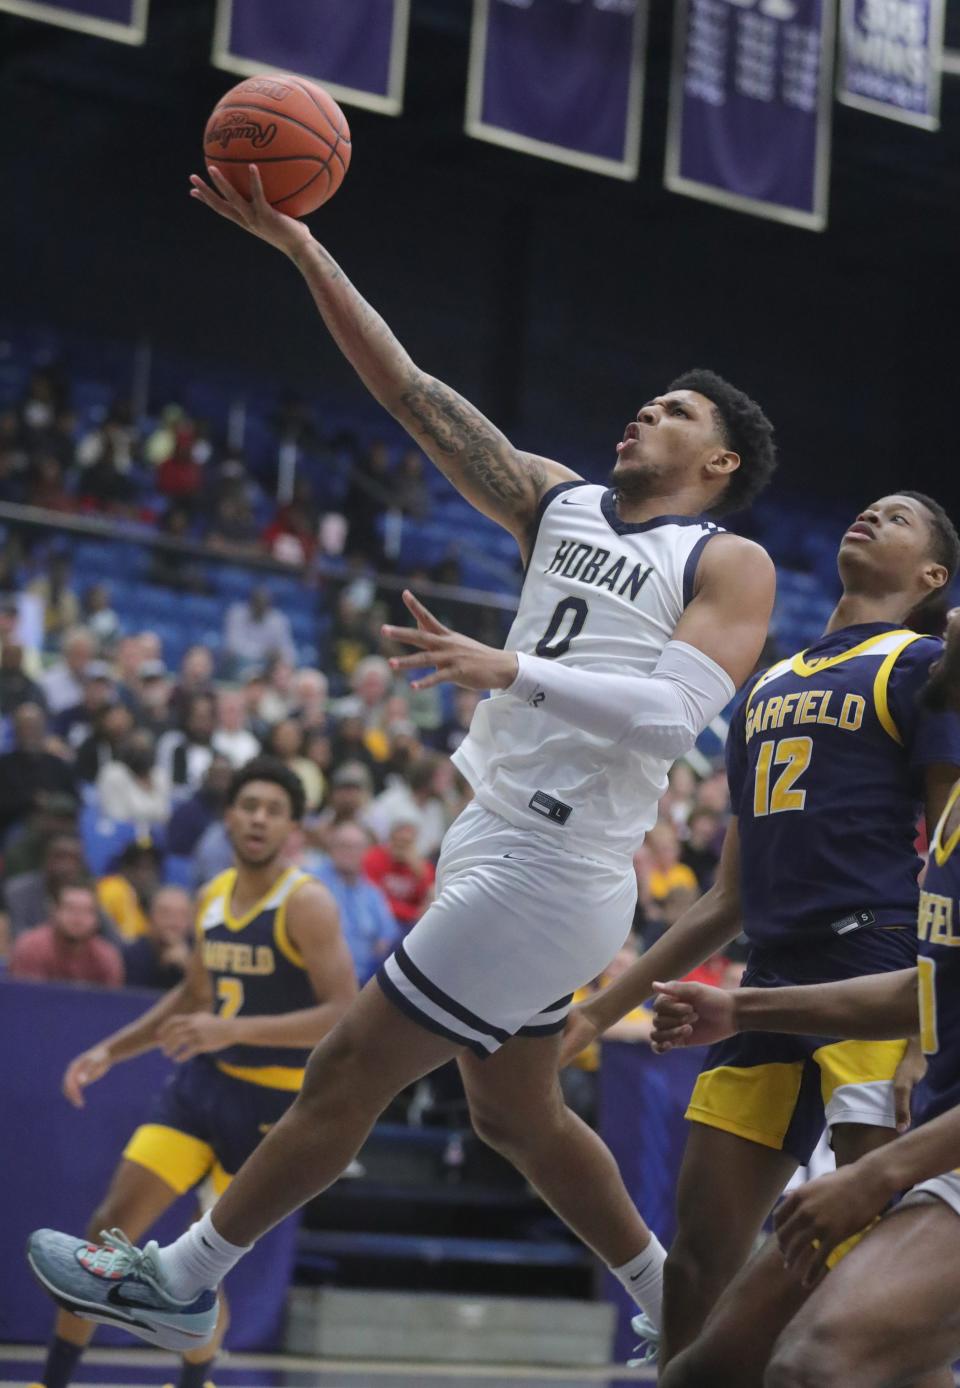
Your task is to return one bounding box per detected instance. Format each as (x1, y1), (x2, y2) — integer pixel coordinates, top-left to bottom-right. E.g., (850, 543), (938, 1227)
(915, 781), (960, 1128)
(197, 865), (316, 1087)
(727, 622), (960, 950)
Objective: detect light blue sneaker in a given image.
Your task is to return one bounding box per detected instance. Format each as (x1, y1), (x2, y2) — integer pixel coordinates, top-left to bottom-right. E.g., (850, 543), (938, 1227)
(627, 1310), (660, 1367)
(27, 1228), (218, 1352)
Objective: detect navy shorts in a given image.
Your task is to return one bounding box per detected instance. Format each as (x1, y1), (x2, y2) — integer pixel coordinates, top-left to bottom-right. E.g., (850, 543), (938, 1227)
(687, 928), (915, 1165)
(124, 1057), (296, 1195)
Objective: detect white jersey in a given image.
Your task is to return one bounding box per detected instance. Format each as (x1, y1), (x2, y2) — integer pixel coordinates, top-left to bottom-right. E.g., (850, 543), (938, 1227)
(452, 482), (723, 866)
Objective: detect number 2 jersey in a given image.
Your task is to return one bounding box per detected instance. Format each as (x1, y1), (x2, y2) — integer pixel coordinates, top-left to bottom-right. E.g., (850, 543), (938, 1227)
(197, 864), (316, 1088)
(727, 622), (960, 951)
(452, 481), (724, 866)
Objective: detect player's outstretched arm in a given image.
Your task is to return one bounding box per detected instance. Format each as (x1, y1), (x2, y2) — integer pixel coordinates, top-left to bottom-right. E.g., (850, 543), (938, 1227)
(190, 165), (577, 546)
(651, 967), (919, 1056)
(61, 950), (214, 1107)
(158, 884), (358, 1061)
(775, 1099), (960, 1287)
(557, 819), (745, 1066)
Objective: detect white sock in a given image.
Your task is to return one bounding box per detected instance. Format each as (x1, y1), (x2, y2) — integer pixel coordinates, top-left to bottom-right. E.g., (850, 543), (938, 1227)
(611, 1234), (667, 1329)
(155, 1210), (252, 1302)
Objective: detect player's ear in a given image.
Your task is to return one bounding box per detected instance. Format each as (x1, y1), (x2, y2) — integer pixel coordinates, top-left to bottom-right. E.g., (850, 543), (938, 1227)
(923, 560), (949, 595)
(706, 450), (740, 480)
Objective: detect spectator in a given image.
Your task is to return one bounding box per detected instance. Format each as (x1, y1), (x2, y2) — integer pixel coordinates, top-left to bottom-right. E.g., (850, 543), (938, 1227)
(3, 832), (86, 939)
(329, 586), (376, 681)
(211, 687), (261, 768)
(95, 731), (171, 826)
(41, 625), (94, 714)
(291, 667), (329, 732)
(97, 840), (161, 941)
(74, 700), (134, 783)
(2, 791), (79, 882)
(259, 655), (295, 724)
(363, 817), (435, 932)
(662, 762), (698, 832)
(367, 755), (452, 857)
(169, 644), (215, 727)
(0, 705), (76, 841)
(82, 583), (120, 649)
(28, 551), (80, 644)
(164, 753), (233, 856)
(191, 813), (234, 889)
(223, 587), (296, 671)
(208, 490), (261, 553)
(644, 821), (700, 903)
(311, 821), (397, 985)
(76, 399), (137, 473)
(157, 693), (216, 794)
(0, 596), (43, 680)
(0, 642), (46, 715)
(121, 885), (193, 990)
(695, 770), (731, 817)
(342, 440), (393, 557)
(135, 659), (174, 737)
(394, 448), (430, 519)
(263, 496), (318, 566)
(27, 454), (76, 513)
(9, 879), (123, 987)
(308, 761), (374, 850)
(681, 808), (723, 892)
(113, 635), (148, 706)
(147, 504), (211, 593)
(239, 666), (271, 744)
(55, 660), (118, 750)
(329, 705), (382, 783)
(265, 718), (324, 811)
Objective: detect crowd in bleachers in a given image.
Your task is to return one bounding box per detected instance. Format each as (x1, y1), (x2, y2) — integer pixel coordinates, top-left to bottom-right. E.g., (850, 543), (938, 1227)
(0, 332), (792, 1114)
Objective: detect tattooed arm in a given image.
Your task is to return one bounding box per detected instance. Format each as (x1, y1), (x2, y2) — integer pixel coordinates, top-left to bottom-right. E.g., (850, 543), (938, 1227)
(190, 166), (580, 548)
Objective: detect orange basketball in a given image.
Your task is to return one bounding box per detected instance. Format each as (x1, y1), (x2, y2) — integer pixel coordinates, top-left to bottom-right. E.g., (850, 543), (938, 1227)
(203, 74), (351, 218)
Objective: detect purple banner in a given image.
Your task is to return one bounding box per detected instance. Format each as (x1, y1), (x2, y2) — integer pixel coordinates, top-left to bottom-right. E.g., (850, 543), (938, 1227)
(466, 0), (647, 180)
(838, 0), (945, 130)
(665, 0), (834, 230)
(0, 0), (148, 43)
(212, 0), (410, 115)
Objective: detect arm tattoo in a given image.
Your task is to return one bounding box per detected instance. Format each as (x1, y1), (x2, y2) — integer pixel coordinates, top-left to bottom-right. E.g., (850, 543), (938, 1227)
(399, 372), (546, 513)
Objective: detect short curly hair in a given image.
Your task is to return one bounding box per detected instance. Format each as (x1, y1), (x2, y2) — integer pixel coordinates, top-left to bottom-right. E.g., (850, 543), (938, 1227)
(895, 490), (960, 637)
(668, 369), (778, 517)
(227, 755), (305, 822)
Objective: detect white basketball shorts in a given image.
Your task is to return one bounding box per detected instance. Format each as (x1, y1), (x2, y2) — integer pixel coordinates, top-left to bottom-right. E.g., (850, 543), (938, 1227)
(377, 801), (637, 1057)
(901, 1169), (960, 1220)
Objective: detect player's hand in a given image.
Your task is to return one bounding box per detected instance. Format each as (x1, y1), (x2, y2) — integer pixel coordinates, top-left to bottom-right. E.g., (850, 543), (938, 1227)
(650, 980), (737, 1053)
(62, 1045), (113, 1109)
(157, 1013), (237, 1062)
(558, 1007), (601, 1068)
(383, 590), (519, 693)
(189, 164), (312, 258)
(922, 607), (960, 711)
(893, 1036), (927, 1133)
(773, 1163), (890, 1288)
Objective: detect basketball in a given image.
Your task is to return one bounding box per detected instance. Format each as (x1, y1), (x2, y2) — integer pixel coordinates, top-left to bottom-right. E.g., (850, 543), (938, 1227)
(203, 74), (351, 218)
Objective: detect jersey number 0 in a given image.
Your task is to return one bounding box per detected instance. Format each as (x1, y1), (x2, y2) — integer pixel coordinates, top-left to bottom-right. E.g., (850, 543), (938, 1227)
(536, 597), (588, 659)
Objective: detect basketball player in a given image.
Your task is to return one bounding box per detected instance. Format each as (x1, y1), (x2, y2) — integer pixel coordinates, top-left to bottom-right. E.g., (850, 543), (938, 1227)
(649, 687), (960, 1388)
(562, 493), (960, 1372)
(27, 757), (355, 1385)
(26, 163), (778, 1349)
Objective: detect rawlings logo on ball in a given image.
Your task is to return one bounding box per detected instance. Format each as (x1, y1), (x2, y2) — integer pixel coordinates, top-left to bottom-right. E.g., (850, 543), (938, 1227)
(206, 113), (277, 151)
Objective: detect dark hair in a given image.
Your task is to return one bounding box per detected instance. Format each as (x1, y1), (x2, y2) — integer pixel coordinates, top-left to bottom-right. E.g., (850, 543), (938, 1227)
(668, 369), (778, 516)
(227, 755), (305, 821)
(897, 491), (960, 636)
(52, 875), (96, 903)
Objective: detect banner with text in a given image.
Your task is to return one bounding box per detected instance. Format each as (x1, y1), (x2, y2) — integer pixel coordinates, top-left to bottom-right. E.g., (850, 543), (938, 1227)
(212, 0), (410, 115)
(665, 0), (834, 230)
(837, 0), (945, 129)
(466, 0), (647, 180)
(0, 0), (148, 43)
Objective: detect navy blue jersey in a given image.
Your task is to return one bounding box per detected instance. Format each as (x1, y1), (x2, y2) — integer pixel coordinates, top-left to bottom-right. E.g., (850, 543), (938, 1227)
(915, 781), (960, 1128)
(197, 865), (316, 1084)
(727, 623), (960, 949)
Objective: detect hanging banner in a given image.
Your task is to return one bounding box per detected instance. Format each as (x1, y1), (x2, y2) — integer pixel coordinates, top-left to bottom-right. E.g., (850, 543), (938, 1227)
(665, 0), (835, 231)
(0, 0), (148, 43)
(465, 0), (648, 181)
(837, 0), (945, 128)
(212, 0), (410, 116)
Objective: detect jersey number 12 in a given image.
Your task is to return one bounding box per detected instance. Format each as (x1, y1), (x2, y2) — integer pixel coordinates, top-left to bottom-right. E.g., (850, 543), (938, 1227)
(753, 737), (812, 817)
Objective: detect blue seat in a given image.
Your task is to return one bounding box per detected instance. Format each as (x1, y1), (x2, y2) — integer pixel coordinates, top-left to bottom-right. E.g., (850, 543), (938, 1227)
(79, 804), (138, 876)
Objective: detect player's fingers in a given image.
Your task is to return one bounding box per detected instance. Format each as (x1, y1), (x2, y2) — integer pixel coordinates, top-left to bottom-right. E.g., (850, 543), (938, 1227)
(402, 589), (448, 634)
(411, 670), (447, 690)
(894, 1084), (912, 1133)
(389, 651), (440, 671)
(207, 165), (248, 214)
(247, 163), (270, 213)
(189, 180), (246, 226)
(382, 624), (434, 651)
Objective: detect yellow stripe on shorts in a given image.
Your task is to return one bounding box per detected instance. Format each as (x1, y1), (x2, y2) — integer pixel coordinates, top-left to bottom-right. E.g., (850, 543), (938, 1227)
(123, 1123), (215, 1195)
(686, 1061), (805, 1151)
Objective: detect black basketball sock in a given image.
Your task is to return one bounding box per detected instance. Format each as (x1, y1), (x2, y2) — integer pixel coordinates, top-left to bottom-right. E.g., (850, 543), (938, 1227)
(39, 1335), (84, 1388)
(177, 1358), (215, 1388)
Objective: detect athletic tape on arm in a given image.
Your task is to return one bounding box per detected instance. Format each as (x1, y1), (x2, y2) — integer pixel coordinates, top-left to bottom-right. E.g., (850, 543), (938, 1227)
(506, 640), (736, 759)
